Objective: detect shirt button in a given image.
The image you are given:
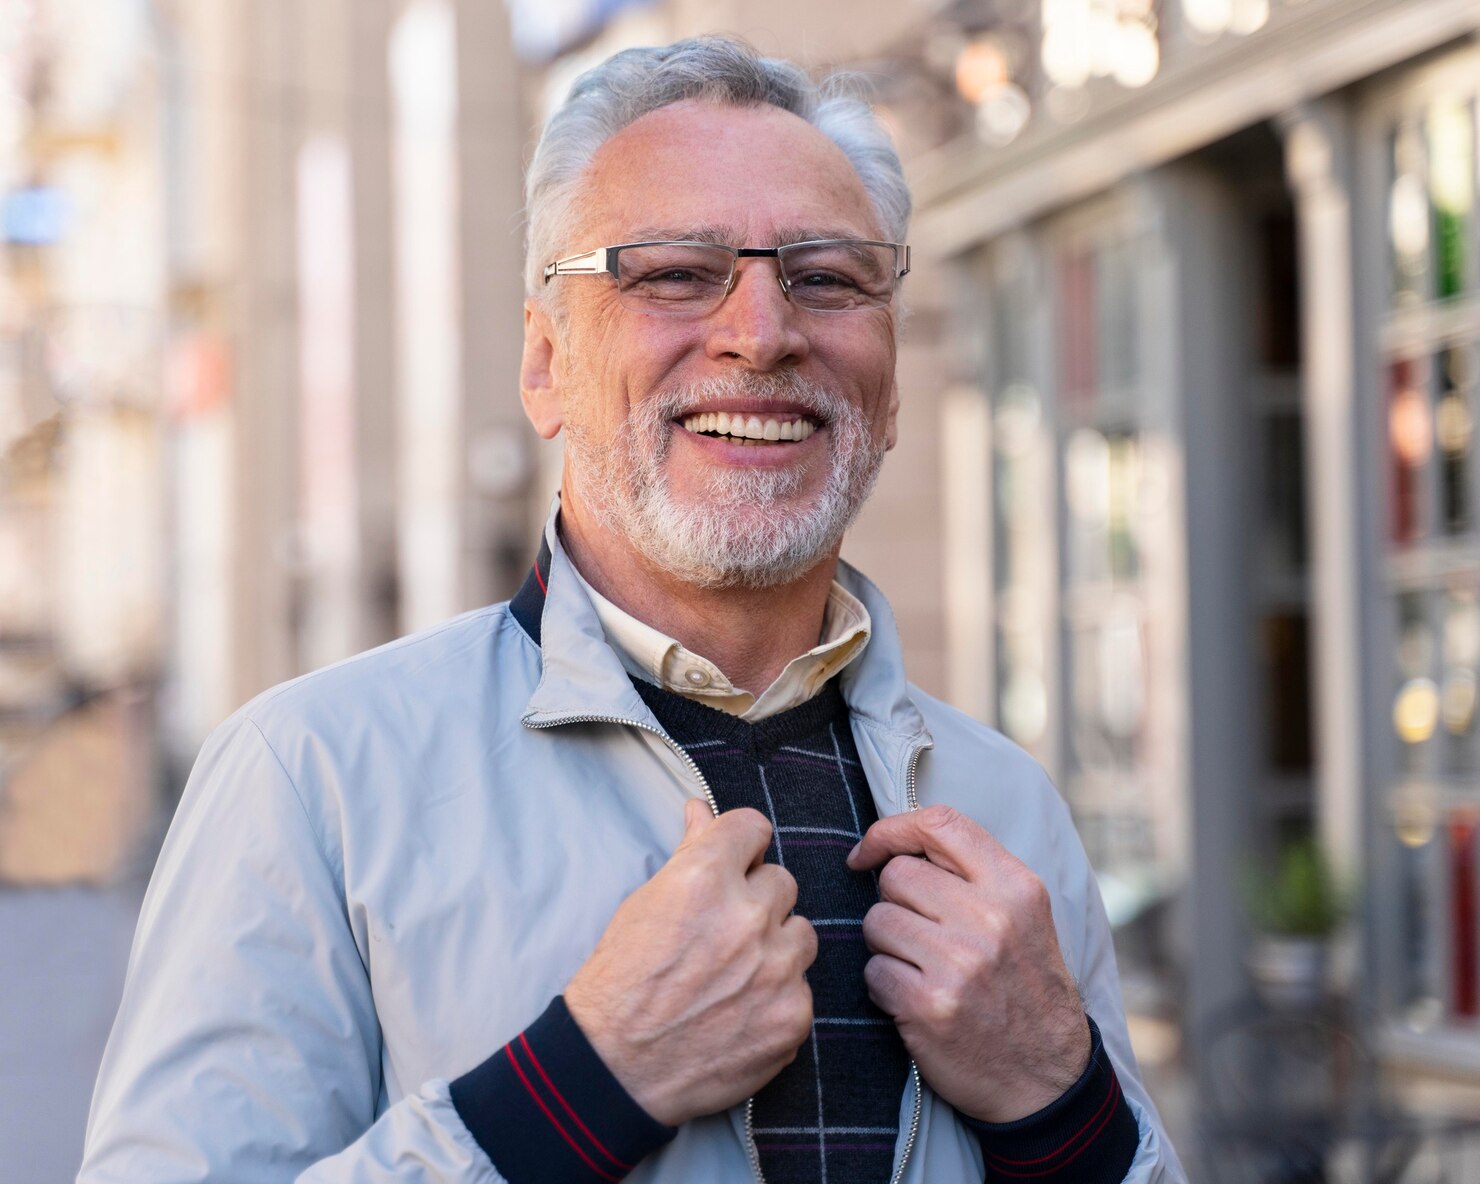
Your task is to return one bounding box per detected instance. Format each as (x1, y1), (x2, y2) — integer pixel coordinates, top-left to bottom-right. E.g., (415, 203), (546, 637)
(684, 668), (711, 688)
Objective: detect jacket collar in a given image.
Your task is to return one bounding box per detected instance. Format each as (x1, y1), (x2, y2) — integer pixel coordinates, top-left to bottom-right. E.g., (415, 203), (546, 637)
(515, 498), (930, 754)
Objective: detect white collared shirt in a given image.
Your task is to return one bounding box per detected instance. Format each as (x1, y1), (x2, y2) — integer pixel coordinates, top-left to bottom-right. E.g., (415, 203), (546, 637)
(566, 561), (871, 721)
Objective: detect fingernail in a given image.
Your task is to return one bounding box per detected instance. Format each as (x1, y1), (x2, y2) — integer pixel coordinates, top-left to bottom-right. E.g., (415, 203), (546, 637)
(846, 841), (860, 865)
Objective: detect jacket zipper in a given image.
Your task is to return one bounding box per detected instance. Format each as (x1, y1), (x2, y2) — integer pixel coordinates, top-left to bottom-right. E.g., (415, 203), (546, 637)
(524, 712), (928, 1184)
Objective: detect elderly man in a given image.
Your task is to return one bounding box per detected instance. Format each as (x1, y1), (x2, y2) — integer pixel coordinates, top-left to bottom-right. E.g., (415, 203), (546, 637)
(82, 35), (1183, 1184)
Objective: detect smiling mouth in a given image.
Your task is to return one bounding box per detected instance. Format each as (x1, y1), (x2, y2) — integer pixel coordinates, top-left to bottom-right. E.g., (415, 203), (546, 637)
(679, 411), (819, 444)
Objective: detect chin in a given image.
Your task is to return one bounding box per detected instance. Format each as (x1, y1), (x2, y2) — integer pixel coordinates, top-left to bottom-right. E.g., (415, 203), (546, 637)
(619, 471), (872, 591)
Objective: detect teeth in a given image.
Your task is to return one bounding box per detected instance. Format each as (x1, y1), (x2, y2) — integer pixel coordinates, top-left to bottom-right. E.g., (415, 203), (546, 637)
(680, 414), (819, 442)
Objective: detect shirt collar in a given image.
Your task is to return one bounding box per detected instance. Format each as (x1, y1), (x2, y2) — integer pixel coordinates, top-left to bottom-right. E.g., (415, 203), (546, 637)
(565, 552), (872, 721)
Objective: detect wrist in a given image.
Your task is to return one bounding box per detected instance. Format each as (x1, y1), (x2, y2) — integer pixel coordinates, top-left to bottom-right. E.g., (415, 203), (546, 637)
(564, 987), (687, 1127)
(449, 996), (676, 1184)
(960, 1015), (1139, 1184)
(965, 1011), (1092, 1124)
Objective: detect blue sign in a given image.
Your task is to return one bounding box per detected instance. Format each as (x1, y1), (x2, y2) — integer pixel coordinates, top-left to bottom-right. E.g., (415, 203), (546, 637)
(504, 0), (656, 63)
(3, 186), (71, 246)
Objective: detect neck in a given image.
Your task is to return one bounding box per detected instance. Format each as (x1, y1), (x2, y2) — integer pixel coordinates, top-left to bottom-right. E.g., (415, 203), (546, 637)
(558, 494), (839, 696)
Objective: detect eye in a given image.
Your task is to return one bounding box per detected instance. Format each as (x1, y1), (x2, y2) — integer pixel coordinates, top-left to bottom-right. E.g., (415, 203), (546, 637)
(646, 266), (713, 284)
(791, 268), (862, 289)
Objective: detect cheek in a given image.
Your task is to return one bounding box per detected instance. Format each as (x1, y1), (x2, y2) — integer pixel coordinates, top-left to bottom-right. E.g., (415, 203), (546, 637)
(574, 318), (697, 413)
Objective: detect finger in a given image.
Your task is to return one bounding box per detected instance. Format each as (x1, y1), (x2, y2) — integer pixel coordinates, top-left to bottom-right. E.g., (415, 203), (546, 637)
(747, 862), (800, 922)
(695, 806), (774, 874)
(781, 913), (818, 970)
(863, 951), (923, 1019)
(847, 806), (1002, 879)
(861, 900), (936, 970)
(682, 796), (713, 837)
(876, 854), (963, 922)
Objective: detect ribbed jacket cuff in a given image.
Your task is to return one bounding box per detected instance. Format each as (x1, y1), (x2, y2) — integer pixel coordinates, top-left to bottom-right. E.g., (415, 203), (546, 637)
(961, 1015), (1139, 1183)
(450, 995), (676, 1183)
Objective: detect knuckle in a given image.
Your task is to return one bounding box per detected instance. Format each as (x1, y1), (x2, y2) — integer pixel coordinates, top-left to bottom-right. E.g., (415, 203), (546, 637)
(920, 804), (964, 835)
(862, 900), (892, 939)
(767, 865), (800, 906)
(731, 806), (773, 841)
(924, 982), (961, 1027)
(780, 915), (818, 968)
(1017, 871), (1052, 914)
(949, 937), (991, 982)
(736, 896), (769, 934)
(878, 855), (916, 897)
(1000, 866), (1050, 918)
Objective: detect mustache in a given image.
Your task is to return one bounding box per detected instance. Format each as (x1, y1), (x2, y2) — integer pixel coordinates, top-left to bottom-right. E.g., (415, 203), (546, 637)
(643, 371), (851, 425)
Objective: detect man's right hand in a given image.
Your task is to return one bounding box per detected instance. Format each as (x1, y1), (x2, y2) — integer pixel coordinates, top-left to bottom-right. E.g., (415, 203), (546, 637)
(564, 799), (817, 1127)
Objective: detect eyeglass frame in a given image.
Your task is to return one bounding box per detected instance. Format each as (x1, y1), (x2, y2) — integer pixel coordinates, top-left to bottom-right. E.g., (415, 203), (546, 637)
(541, 238), (911, 313)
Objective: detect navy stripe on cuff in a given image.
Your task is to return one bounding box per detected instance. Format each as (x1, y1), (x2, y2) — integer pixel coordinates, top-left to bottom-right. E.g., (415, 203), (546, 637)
(961, 1014), (1139, 1183)
(450, 995), (676, 1184)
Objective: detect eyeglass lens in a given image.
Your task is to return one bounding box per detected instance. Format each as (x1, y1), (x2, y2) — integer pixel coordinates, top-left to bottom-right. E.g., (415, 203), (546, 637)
(613, 242), (898, 314)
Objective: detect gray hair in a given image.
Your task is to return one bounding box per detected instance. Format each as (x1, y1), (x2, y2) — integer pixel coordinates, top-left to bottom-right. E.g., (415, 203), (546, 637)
(523, 34), (911, 298)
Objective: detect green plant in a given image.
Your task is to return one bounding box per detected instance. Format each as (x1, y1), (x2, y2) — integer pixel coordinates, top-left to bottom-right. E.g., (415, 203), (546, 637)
(1242, 838), (1347, 938)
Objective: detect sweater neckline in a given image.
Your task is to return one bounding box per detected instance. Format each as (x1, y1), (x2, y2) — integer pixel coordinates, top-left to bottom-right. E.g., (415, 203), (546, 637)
(630, 675), (851, 756)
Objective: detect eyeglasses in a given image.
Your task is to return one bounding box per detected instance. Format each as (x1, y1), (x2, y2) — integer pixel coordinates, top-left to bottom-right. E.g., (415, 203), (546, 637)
(542, 239), (910, 316)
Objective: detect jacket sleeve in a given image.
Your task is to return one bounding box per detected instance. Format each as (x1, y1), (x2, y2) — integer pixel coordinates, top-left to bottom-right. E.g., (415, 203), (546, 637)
(1046, 784), (1190, 1184)
(78, 716), (506, 1184)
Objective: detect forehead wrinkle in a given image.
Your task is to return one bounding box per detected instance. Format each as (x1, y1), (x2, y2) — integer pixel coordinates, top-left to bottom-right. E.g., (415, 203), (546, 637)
(613, 225), (886, 248)
(770, 226), (880, 247)
(618, 225), (736, 246)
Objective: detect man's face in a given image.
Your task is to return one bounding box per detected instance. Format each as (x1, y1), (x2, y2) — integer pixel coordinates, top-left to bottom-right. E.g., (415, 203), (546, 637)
(523, 100), (900, 589)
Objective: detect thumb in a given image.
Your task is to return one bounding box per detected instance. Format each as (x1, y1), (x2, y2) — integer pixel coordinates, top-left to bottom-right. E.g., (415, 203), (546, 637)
(681, 796), (714, 841)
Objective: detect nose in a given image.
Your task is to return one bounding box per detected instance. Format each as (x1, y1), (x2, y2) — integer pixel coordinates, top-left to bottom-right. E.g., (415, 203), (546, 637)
(702, 257), (810, 370)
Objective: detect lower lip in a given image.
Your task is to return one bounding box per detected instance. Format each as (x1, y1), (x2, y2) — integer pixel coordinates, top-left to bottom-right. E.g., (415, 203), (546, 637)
(673, 425), (823, 463)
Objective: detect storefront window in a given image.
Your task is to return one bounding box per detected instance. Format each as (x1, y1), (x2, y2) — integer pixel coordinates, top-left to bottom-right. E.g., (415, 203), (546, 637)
(1376, 71), (1480, 1042)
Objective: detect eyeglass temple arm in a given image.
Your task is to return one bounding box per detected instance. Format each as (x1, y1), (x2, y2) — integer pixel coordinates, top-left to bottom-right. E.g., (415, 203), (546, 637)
(543, 247), (612, 284)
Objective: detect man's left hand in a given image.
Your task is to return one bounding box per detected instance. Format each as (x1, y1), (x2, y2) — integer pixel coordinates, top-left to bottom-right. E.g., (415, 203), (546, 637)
(847, 805), (1091, 1124)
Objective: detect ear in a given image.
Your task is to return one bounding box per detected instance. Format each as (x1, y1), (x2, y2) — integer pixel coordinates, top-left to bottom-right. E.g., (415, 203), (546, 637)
(520, 300), (564, 440)
(884, 377), (900, 452)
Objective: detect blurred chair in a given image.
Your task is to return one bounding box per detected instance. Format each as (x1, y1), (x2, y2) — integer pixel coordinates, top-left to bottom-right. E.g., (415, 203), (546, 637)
(1197, 997), (1480, 1183)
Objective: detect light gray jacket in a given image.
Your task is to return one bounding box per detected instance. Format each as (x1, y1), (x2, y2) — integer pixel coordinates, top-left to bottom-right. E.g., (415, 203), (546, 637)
(81, 517), (1185, 1183)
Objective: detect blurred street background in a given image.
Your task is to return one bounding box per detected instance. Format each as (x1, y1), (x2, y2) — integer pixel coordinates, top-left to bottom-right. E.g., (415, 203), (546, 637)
(5, 0), (1480, 1180)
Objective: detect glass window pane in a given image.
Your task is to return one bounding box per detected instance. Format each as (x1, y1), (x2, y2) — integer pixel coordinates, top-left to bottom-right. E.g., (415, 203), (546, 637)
(1394, 801), (1442, 1028)
(1388, 356), (1431, 546)
(1428, 96), (1474, 300)
(1057, 247), (1097, 412)
(1394, 590), (1439, 775)
(1096, 234), (1138, 397)
(1437, 346), (1473, 535)
(1390, 122), (1430, 307)
(1448, 809), (1479, 1017)
(1262, 411), (1307, 571)
(1441, 584), (1480, 775)
(1259, 611), (1312, 773)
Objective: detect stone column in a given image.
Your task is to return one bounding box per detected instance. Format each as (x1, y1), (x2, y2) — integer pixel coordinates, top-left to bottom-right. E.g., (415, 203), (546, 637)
(1281, 100), (1366, 889)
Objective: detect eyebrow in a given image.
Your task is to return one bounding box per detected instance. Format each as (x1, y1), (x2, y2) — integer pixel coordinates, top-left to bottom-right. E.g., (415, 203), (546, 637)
(618, 225), (879, 247)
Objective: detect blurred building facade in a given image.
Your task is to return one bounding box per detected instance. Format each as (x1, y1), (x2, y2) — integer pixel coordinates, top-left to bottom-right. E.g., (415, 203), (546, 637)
(0, 0), (543, 888)
(898, 0), (1480, 1120)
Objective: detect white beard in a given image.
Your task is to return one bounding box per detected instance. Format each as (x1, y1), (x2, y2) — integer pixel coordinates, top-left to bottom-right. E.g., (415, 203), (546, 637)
(563, 370), (886, 589)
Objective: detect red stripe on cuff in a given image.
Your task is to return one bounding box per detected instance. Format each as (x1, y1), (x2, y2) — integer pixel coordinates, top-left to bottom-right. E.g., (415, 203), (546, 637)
(519, 1031), (636, 1171)
(983, 1077), (1124, 1179)
(503, 1043), (623, 1183)
(982, 1069), (1122, 1167)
